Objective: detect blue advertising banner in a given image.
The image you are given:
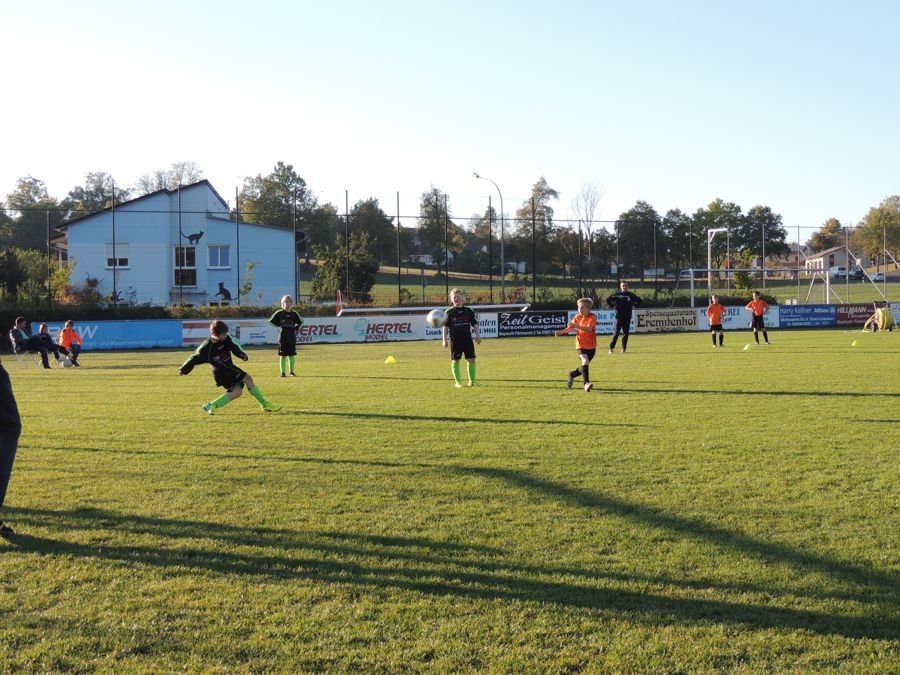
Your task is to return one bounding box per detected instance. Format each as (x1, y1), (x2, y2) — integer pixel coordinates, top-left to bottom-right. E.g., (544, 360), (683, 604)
(41, 320), (185, 350)
(777, 305), (836, 328)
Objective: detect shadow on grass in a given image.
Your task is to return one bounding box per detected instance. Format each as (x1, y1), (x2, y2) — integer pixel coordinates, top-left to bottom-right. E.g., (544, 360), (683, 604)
(309, 410), (647, 428)
(5, 496), (896, 641)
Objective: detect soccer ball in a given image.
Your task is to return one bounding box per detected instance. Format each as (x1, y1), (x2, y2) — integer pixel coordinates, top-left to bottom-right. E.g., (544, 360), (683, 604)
(61, 357), (73, 368)
(425, 309), (446, 328)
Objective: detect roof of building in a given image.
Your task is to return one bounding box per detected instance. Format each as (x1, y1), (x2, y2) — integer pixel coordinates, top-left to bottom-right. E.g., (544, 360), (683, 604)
(59, 179), (229, 230)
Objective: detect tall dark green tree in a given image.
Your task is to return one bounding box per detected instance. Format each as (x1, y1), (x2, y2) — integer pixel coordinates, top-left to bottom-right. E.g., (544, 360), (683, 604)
(63, 171), (129, 219)
(416, 186), (463, 265)
(739, 205), (789, 261)
(236, 162), (317, 228)
(691, 199), (744, 268)
(349, 198), (396, 264)
(662, 208), (691, 272)
(616, 201), (662, 279)
(5, 176), (64, 251)
(514, 177), (559, 274)
(305, 202), (343, 255)
(310, 230), (379, 302)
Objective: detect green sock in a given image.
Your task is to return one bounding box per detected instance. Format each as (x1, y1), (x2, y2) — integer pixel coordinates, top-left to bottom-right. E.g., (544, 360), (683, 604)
(280, 356), (287, 375)
(467, 361), (477, 383)
(451, 361), (461, 384)
(249, 385), (269, 407)
(289, 355), (296, 373)
(209, 392), (232, 410)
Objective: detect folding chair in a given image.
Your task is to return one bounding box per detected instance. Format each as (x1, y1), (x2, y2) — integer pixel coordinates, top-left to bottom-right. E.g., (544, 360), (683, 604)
(8, 330), (41, 368)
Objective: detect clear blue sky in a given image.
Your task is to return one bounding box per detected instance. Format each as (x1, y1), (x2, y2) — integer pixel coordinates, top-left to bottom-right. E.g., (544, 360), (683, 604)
(2, 0), (898, 238)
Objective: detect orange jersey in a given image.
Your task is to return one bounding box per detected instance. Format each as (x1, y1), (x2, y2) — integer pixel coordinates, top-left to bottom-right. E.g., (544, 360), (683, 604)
(745, 299), (769, 316)
(564, 312), (597, 350)
(706, 303), (726, 324)
(59, 327), (83, 350)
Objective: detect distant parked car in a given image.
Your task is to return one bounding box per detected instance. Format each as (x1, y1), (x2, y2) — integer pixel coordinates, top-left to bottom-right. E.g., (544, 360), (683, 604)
(870, 272), (885, 282)
(851, 268), (865, 280)
(828, 266), (847, 279)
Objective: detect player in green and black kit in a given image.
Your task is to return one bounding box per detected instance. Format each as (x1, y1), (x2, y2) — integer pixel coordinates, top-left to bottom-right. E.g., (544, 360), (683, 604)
(179, 320), (281, 414)
(442, 288), (482, 387)
(268, 295), (304, 377)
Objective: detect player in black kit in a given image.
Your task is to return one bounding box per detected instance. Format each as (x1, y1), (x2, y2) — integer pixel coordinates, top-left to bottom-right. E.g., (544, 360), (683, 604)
(606, 281), (642, 354)
(179, 320), (282, 414)
(268, 295), (304, 377)
(442, 288), (482, 387)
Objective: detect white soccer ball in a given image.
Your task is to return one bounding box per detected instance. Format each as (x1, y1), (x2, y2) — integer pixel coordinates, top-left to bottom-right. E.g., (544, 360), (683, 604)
(61, 357), (73, 368)
(425, 309), (446, 328)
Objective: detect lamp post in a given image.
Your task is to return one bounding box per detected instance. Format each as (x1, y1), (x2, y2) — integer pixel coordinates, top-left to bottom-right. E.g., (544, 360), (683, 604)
(473, 172), (505, 302)
(707, 227), (727, 299)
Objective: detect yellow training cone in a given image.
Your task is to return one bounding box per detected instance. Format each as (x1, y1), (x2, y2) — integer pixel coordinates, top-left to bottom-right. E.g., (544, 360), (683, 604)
(851, 340), (858, 347)
(742, 344), (750, 351)
(384, 355), (396, 364)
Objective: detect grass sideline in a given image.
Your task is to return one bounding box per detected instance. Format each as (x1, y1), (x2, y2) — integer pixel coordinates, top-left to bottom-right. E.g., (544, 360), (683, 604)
(1, 329), (898, 671)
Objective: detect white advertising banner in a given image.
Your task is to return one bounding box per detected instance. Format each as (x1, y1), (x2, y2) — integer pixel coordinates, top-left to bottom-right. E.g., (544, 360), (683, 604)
(566, 310), (632, 334)
(635, 308), (698, 332)
(295, 313), (500, 344)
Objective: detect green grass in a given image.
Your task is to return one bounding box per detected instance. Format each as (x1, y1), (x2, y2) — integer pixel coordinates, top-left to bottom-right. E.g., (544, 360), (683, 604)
(2, 330), (898, 671)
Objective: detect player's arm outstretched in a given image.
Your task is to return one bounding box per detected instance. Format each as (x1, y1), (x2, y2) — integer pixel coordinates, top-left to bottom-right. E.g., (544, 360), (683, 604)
(179, 340), (210, 375)
(471, 310), (481, 344)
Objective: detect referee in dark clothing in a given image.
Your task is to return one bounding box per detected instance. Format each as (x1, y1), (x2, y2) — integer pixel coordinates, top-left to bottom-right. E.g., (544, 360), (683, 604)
(606, 281), (642, 354)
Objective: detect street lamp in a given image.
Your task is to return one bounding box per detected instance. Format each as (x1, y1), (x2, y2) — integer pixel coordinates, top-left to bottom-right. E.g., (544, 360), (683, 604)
(707, 227), (727, 299)
(473, 172), (505, 302)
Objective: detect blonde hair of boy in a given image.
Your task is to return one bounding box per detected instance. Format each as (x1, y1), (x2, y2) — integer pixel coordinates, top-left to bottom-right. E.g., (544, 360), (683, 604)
(577, 297), (593, 310)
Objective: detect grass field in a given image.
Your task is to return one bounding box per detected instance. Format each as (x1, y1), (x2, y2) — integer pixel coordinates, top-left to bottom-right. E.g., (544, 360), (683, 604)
(1, 329), (898, 671)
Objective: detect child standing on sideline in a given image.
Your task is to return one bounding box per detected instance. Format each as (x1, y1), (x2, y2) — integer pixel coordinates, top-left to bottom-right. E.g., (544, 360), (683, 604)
(59, 320), (84, 366)
(555, 297), (597, 392)
(706, 295), (727, 348)
(179, 320), (282, 415)
(267, 295), (303, 377)
(442, 288), (481, 387)
(745, 291), (771, 344)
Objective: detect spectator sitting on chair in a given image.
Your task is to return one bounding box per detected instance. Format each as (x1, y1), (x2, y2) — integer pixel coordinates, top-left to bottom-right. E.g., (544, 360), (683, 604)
(10, 317), (66, 369)
(38, 324), (70, 363)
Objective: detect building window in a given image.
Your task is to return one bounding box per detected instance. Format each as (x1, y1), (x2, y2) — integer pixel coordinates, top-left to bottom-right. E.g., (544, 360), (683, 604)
(105, 243), (129, 268)
(208, 245), (230, 269)
(174, 246), (197, 286)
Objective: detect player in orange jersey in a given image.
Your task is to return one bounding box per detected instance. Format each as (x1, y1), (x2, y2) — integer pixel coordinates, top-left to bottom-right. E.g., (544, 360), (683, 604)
(745, 291), (771, 344)
(706, 295), (727, 347)
(555, 297), (598, 392)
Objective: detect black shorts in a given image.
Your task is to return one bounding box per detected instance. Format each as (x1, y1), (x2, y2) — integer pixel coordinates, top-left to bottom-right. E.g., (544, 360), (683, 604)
(578, 348), (596, 361)
(710, 323), (723, 331)
(215, 367), (247, 391)
(277, 339), (297, 357)
(750, 315), (766, 330)
(450, 336), (476, 360)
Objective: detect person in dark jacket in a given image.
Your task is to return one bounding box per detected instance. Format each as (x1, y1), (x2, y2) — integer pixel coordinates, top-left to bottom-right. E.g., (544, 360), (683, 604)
(0, 356), (22, 537)
(606, 281), (642, 354)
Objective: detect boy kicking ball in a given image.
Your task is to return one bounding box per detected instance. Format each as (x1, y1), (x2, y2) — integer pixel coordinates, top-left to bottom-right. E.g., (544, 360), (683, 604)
(555, 297), (597, 392)
(179, 320), (282, 414)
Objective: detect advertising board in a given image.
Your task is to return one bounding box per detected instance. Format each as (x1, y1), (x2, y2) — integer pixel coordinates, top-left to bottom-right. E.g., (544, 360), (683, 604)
(498, 311), (568, 337)
(778, 305), (835, 328)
